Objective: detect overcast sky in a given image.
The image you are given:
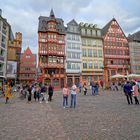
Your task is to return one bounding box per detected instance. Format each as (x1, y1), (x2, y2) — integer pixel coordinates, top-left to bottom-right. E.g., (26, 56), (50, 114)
(1, 0), (140, 54)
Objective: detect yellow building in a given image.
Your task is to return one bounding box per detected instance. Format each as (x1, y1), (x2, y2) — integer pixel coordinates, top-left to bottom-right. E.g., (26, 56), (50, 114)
(79, 23), (104, 85)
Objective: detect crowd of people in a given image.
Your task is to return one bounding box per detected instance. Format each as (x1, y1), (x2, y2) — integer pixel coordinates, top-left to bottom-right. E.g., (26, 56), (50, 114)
(1, 78), (140, 107)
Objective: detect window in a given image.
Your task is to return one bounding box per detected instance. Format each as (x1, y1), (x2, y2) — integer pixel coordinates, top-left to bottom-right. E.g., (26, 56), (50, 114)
(0, 49), (4, 56)
(87, 39), (91, 46)
(83, 61), (87, 69)
(87, 29), (91, 35)
(98, 50), (103, 57)
(68, 52), (71, 58)
(92, 40), (96, 46)
(0, 63), (3, 71)
(2, 35), (6, 43)
(82, 49), (87, 57)
(26, 55), (30, 58)
(67, 62), (71, 69)
(92, 30), (96, 36)
(81, 28), (85, 35)
(97, 30), (101, 37)
(93, 50), (98, 57)
(88, 49), (92, 57)
(53, 56), (56, 63)
(98, 61), (103, 69)
(67, 43), (71, 49)
(48, 56), (53, 62)
(88, 61), (93, 69)
(94, 61), (98, 69)
(82, 39), (86, 45)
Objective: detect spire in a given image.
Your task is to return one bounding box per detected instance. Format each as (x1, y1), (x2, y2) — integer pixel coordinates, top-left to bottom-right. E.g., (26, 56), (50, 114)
(50, 9), (55, 18)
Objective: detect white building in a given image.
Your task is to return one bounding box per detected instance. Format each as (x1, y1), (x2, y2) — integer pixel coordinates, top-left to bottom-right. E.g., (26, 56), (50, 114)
(128, 31), (140, 74)
(0, 9), (10, 86)
(65, 19), (82, 87)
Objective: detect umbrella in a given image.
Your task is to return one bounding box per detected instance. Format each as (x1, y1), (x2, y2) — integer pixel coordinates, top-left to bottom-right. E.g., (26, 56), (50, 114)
(111, 74), (126, 79)
(127, 73), (140, 78)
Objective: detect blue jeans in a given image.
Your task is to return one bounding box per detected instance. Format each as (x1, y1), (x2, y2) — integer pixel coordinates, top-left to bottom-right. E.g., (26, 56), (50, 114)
(70, 94), (76, 108)
(92, 87), (95, 95)
(95, 87), (99, 95)
(63, 96), (68, 107)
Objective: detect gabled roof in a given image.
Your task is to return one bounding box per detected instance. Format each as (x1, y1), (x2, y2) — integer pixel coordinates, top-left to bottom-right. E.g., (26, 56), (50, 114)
(101, 18), (127, 40)
(24, 47), (32, 55)
(67, 19), (78, 26)
(101, 18), (116, 36)
(128, 31), (140, 42)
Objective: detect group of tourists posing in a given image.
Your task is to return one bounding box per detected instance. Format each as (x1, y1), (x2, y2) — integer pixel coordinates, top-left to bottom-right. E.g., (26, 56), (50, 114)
(62, 81), (100, 109)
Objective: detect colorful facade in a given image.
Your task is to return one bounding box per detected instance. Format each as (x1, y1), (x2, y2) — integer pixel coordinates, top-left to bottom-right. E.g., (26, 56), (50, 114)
(128, 31), (140, 74)
(79, 23), (104, 85)
(65, 19), (82, 87)
(19, 47), (36, 84)
(102, 18), (130, 87)
(38, 9), (66, 90)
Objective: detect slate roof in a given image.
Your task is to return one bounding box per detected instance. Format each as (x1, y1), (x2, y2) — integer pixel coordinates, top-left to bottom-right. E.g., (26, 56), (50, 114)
(67, 19), (78, 26)
(38, 9), (65, 34)
(128, 31), (140, 42)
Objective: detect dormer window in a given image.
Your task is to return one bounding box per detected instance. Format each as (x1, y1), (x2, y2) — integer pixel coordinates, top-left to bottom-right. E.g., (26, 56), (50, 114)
(26, 55), (30, 58)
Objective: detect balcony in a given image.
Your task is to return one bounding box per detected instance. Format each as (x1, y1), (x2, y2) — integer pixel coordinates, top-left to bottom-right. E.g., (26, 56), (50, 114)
(104, 54), (129, 59)
(40, 63), (64, 68)
(44, 73), (64, 78)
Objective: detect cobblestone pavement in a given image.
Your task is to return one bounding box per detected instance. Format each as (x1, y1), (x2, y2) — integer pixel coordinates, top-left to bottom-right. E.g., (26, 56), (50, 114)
(0, 89), (140, 140)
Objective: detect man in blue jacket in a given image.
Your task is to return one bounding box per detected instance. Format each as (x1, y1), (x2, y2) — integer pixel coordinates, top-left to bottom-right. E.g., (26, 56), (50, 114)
(123, 81), (133, 105)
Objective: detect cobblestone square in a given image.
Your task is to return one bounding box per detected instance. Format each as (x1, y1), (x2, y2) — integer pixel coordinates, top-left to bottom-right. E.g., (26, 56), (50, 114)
(0, 90), (140, 140)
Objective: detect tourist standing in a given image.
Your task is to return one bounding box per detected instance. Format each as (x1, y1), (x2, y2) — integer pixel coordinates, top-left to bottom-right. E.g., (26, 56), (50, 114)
(70, 83), (77, 108)
(123, 81), (133, 105)
(62, 84), (69, 108)
(132, 82), (139, 105)
(83, 83), (87, 95)
(27, 85), (32, 103)
(5, 82), (12, 104)
(78, 82), (82, 93)
(91, 81), (95, 96)
(95, 82), (99, 95)
(100, 79), (104, 89)
(48, 84), (54, 102)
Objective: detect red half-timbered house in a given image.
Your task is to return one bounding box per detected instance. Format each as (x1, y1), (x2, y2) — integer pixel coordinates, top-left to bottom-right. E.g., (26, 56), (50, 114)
(38, 9), (66, 90)
(102, 18), (130, 87)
